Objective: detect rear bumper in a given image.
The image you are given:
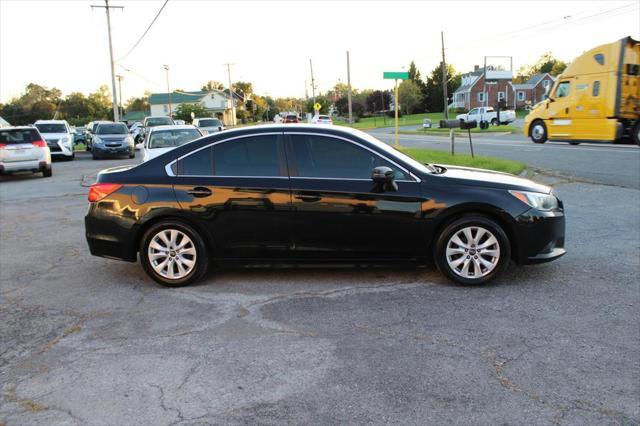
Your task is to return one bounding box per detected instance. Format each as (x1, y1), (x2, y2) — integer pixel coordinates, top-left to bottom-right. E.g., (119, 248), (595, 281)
(0, 159), (49, 173)
(85, 211), (137, 262)
(515, 208), (566, 265)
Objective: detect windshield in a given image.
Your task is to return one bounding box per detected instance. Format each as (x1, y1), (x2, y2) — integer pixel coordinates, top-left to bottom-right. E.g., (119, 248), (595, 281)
(96, 124), (128, 135)
(318, 116), (330, 120)
(358, 131), (434, 175)
(0, 128), (41, 144)
(146, 117), (173, 127)
(148, 129), (201, 149)
(197, 119), (221, 127)
(35, 123), (66, 134)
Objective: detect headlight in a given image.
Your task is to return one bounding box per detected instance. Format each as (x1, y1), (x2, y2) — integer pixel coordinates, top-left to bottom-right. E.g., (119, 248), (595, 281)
(93, 136), (102, 144)
(60, 137), (69, 144)
(509, 190), (558, 211)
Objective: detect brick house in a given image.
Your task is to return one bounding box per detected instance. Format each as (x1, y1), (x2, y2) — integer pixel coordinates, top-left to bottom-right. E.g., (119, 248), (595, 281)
(450, 66), (555, 111)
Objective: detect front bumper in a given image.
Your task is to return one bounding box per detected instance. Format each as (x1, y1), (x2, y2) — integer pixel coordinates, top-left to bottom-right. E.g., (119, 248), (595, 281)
(93, 145), (132, 157)
(514, 208), (566, 265)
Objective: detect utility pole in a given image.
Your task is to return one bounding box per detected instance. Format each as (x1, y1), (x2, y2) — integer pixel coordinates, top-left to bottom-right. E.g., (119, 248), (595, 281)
(346, 51), (353, 126)
(304, 80), (309, 100)
(441, 31), (449, 119)
(91, 0), (123, 122)
(224, 63), (236, 126)
(309, 58), (316, 104)
(163, 65), (172, 118)
(115, 74), (123, 118)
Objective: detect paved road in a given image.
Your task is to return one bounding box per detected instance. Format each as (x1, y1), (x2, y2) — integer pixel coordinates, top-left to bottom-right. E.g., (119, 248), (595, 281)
(1, 152), (639, 425)
(369, 128), (640, 189)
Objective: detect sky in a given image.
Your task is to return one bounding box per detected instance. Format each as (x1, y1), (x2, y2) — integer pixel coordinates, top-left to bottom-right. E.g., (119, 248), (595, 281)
(1, 0), (639, 104)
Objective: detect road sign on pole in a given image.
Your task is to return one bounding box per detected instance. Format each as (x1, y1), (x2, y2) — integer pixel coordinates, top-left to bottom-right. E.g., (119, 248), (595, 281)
(313, 102), (322, 112)
(383, 71), (408, 148)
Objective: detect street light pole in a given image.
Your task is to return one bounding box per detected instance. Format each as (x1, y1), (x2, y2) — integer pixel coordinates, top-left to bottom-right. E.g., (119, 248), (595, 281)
(116, 74), (123, 118)
(346, 51), (353, 126)
(224, 63), (236, 126)
(394, 78), (399, 148)
(91, 0), (123, 122)
(163, 65), (172, 118)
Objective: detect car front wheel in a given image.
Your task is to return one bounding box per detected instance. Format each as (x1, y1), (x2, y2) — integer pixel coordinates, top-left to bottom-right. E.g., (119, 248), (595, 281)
(530, 121), (547, 143)
(434, 216), (511, 285)
(140, 221), (209, 287)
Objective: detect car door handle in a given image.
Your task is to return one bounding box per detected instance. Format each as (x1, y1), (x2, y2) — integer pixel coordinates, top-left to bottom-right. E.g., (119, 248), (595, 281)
(295, 194), (321, 202)
(186, 187), (212, 198)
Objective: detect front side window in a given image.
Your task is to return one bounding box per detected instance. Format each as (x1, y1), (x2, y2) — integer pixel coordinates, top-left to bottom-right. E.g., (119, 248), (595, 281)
(35, 123), (66, 134)
(290, 134), (406, 180)
(213, 134), (280, 177)
(468, 108), (478, 115)
(555, 81), (570, 98)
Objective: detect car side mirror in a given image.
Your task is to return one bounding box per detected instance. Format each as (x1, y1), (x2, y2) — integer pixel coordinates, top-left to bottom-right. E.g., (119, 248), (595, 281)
(371, 166), (398, 192)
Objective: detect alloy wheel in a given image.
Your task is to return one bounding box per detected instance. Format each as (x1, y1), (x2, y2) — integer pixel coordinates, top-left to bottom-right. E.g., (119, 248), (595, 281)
(147, 229), (197, 280)
(446, 226), (500, 279)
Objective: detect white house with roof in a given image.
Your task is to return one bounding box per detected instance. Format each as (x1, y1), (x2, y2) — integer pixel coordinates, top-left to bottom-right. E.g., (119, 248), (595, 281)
(148, 90), (238, 125)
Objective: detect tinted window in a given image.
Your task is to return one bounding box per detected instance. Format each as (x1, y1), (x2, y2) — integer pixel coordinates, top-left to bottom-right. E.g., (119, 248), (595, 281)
(149, 129), (201, 148)
(592, 81), (601, 97)
(198, 119), (221, 127)
(555, 82), (570, 98)
(96, 124), (128, 134)
(178, 147), (213, 176)
(146, 117), (173, 126)
(0, 128), (41, 144)
(594, 53), (605, 65)
(291, 135), (406, 180)
(213, 135), (280, 177)
(35, 123), (66, 133)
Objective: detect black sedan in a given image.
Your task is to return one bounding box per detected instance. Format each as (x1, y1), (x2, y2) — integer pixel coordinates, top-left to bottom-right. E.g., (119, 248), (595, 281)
(85, 124), (565, 286)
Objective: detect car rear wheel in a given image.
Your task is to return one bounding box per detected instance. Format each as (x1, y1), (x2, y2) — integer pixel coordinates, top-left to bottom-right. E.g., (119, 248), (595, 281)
(434, 216), (510, 285)
(140, 221), (209, 287)
(490, 118), (498, 126)
(569, 141), (580, 145)
(42, 167), (52, 178)
(530, 120), (547, 143)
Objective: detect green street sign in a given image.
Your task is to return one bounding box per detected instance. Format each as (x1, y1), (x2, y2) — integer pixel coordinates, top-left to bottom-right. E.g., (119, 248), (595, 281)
(383, 71), (409, 80)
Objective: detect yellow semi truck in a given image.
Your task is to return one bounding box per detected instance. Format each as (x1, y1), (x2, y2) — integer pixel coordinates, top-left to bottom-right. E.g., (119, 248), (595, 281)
(524, 36), (639, 145)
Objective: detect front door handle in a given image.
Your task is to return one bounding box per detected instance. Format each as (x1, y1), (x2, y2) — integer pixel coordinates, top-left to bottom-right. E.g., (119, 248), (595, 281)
(187, 186), (212, 198)
(295, 193), (321, 203)
(565, 107), (569, 114)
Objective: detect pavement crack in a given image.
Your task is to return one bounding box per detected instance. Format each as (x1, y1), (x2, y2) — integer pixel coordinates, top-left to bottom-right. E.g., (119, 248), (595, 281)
(149, 383), (184, 424)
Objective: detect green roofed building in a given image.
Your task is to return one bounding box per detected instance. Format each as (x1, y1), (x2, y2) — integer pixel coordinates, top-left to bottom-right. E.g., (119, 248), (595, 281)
(148, 89), (239, 126)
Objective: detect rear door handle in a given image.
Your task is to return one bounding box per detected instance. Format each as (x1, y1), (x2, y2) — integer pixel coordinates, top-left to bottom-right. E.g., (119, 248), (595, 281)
(186, 186), (212, 198)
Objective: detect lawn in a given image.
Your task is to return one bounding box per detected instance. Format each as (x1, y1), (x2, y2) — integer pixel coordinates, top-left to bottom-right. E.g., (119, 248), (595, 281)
(74, 143), (86, 152)
(334, 112), (445, 130)
(401, 125), (520, 135)
(400, 147), (525, 175)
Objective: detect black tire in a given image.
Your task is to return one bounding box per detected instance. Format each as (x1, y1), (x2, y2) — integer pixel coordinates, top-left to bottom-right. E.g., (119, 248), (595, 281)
(140, 220), (209, 287)
(490, 118), (498, 126)
(569, 141), (580, 145)
(530, 120), (547, 144)
(42, 167), (52, 178)
(633, 122), (640, 146)
(434, 215), (511, 285)
(92, 152), (98, 160)
(129, 150), (135, 159)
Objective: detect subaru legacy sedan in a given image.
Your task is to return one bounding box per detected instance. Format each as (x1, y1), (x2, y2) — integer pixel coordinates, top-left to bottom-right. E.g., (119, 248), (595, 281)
(85, 124), (565, 287)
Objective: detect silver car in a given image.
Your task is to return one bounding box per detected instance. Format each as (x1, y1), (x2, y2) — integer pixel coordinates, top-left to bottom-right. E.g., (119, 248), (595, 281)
(192, 117), (225, 134)
(0, 126), (52, 177)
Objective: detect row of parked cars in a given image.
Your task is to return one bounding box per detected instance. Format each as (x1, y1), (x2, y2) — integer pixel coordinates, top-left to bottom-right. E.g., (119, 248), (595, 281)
(0, 116), (227, 178)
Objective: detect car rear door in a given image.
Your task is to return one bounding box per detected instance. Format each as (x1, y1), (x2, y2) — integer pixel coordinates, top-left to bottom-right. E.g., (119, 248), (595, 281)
(285, 131), (423, 259)
(173, 131), (293, 258)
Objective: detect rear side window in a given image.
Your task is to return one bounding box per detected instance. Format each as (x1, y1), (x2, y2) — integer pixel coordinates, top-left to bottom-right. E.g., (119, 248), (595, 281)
(555, 82), (570, 98)
(290, 135), (406, 180)
(213, 135), (280, 177)
(178, 147), (213, 176)
(592, 81), (601, 97)
(0, 128), (41, 144)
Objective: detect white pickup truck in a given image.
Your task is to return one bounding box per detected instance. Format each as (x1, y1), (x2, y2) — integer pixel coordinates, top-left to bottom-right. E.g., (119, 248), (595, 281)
(456, 107), (516, 125)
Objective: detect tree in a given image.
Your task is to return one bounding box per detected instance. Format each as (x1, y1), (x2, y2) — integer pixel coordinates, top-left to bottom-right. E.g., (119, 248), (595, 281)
(0, 83), (62, 125)
(423, 63), (461, 112)
(59, 92), (93, 124)
(305, 95), (330, 114)
(515, 52), (568, 82)
(125, 95), (150, 112)
(398, 80), (422, 114)
(233, 81), (253, 100)
(366, 90), (391, 113)
(87, 85), (112, 120)
(201, 80), (224, 91)
(173, 103), (209, 123)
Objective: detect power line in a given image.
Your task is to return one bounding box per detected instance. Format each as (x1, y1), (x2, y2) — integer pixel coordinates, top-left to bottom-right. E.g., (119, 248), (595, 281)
(116, 0), (169, 62)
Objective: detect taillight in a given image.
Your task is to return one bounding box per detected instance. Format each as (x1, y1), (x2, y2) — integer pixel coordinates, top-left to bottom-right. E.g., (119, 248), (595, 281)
(0, 143), (6, 149)
(88, 183), (123, 202)
(32, 140), (46, 148)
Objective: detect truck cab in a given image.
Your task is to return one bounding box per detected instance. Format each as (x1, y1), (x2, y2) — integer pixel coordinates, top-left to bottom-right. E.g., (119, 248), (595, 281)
(525, 36), (639, 145)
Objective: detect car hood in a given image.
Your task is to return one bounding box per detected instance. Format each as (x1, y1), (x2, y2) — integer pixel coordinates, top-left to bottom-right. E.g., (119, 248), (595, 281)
(436, 164), (551, 193)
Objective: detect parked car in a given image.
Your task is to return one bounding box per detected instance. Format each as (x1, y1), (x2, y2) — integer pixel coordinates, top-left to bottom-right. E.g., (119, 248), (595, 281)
(85, 124), (566, 287)
(34, 120), (75, 160)
(129, 122), (144, 148)
(86, 121), (112, 151)
(173, 120), (186, 125)
(422, 119), (433, 129)
(91, 122), (135, 160)
(283, 114), (299, 123)
(192, 117), (225, 134)
(525, 36), (639, 145)
(311, 115), (333, 125)
(142, 125), (203, 162)
(139, 116), (175, 141)
(73, 126), (87, 144)
(456, 107), (516, 126)
(0, 126), (52, 177)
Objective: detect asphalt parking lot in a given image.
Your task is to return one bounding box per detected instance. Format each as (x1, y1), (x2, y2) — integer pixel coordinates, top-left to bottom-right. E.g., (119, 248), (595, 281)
(1, 150), (639, 425)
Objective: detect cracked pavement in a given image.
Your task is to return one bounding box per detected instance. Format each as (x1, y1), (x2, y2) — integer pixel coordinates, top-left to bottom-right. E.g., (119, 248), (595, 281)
(1, 152), (639, 425)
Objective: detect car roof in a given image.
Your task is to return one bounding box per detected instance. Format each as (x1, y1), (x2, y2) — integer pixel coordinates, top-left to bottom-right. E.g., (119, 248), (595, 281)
(1, 126), (40, 130)
(149, 124), (199, 132)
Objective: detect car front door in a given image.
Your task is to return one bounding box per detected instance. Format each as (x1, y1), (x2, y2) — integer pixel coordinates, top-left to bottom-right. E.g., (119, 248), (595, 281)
(173, 132), (292, 258)
(285, 132), (423, 259)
